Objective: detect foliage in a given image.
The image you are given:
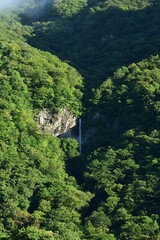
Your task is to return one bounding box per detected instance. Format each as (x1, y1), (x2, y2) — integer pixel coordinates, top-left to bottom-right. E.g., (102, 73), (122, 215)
(53, 0), (88, 18)
(0, 16), (88, 239)
(94, 56), (160, 125)
(0, 65), (91, 237)
(27, 0), (160, 89)
(1, 0), (160, 239)
(84, 131), (160, 238)
(0, 40), (83, 115)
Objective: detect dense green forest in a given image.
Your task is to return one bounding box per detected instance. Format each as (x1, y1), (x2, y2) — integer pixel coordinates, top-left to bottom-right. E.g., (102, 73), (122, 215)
(0, 0), (160, 239)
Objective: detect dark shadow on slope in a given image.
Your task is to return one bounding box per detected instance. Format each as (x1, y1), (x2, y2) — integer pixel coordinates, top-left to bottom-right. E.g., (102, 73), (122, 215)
(25, 2), (160, 90)
(20, 1), (160, 155)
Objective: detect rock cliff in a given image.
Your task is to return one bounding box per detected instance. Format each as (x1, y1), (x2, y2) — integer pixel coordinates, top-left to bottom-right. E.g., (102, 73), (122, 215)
(36, 108), (76, 136)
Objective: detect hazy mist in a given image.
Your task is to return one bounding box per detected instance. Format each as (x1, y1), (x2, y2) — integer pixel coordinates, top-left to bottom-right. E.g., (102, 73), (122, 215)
(0, 0), (20, 10)
(0, 0), (52, 11)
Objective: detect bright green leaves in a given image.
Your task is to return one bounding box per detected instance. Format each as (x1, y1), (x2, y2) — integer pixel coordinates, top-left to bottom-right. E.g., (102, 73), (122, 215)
(53, 0), (88, 18)
(1, 1), (160, 239)
(0, 23), (86, 240)
(89, 0), (152, 12)
(93, 56), (160, 134)
(120, 216), (159, 240)
(16, 226), (56, 240)
(84, 129), (160, 239)
(0, 40), (83, 116)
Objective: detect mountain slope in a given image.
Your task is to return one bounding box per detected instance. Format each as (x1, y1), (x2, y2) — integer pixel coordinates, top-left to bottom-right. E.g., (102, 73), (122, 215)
(0, 0), (160, 239)
(27, 0), (160, 88)
(0, 24), (90, 240)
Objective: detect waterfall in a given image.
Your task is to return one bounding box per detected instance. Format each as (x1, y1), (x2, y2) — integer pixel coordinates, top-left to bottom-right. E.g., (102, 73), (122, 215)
(79, 118), (82, 153)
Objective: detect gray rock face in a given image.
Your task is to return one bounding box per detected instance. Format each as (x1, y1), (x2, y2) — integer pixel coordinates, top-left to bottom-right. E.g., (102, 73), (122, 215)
(37, 109), (76, 136)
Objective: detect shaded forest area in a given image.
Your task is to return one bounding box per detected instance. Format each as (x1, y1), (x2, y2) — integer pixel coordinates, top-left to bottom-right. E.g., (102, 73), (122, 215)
(27, 0), (160, 88)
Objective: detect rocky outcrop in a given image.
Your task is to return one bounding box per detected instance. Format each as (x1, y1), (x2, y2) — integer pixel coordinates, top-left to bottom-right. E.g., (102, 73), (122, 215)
(36, 109), (76, 136)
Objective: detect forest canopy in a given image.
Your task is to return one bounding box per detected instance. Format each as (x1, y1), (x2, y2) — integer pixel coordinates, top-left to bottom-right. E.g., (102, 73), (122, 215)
(0, 0), (160, 239)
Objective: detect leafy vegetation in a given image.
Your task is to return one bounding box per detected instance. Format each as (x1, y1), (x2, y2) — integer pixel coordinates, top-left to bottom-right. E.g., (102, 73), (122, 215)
(0, 40), (83, 115)
(0, 9), (87, 239)
(1, 0), (160, 239)
(27, 0), (160, 88)
(0, 40), (90, 239)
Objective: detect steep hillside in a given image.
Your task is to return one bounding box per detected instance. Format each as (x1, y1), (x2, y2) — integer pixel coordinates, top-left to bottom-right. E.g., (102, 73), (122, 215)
(82, 56), (160, 239)
(26, 0), (160, 88)
(0, 14), (90, 239)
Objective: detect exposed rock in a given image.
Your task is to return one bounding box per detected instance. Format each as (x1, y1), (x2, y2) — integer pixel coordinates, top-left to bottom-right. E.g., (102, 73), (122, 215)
(36, 108), (76, 136)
